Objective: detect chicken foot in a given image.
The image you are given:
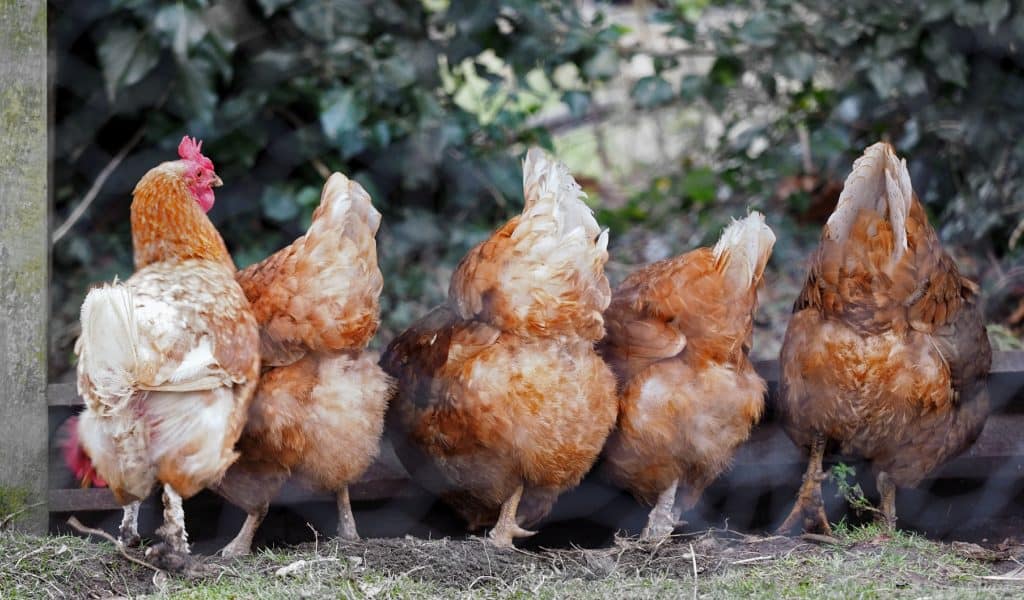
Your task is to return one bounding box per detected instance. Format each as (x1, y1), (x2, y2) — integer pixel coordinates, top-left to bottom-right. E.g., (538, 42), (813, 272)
(146, 484), (191, 571)
(119, 501), (141, 547)
(220, 504), (268, 558)
(487, 484), (536, 548)
(642, 479), (679, 540)
(777, 433), (831, 534)
(337, 485), (359, 541)
(876, 471), (897, 530)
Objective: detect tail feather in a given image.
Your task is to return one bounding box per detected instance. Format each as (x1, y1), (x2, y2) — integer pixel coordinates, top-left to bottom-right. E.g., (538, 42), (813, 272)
(825, 142), (912, 260)
(457, 148), (611, 338)
(77, 283), (139, 407)
(238, 172), (384, 365)
(713, 211), (776, 288)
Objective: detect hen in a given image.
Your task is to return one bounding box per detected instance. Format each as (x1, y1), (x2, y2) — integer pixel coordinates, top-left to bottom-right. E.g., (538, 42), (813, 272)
(74, 137), (260, 561)
(381, 149), (617, 547)
(777, 142), (991, 533)
(211, 172), (391, 556)
(601, 212), (775, 539)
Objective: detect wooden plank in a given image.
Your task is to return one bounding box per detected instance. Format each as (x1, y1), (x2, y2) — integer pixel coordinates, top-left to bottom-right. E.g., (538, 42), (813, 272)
(0, 0), (48, 534)
(47, 382), (78, 406)
(49, 478), (418, 513)
(46, 351), (1024, 407)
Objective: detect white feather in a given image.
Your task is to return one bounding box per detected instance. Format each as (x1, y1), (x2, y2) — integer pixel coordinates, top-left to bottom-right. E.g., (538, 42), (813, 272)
(713, 211), (776, 287)
(78, 284), (139, 410)
(825, 142), (913, 261)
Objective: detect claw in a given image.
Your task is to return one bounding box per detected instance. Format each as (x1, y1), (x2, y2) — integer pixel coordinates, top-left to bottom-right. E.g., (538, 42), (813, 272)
(486, 484), (535, 548)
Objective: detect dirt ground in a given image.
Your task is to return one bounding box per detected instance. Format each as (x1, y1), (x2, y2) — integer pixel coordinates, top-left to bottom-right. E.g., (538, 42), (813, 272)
(3, 522), (1024, 599)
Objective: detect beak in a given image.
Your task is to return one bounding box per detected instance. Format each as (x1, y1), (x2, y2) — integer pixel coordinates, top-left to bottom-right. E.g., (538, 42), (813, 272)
(211, 174), (223, 188)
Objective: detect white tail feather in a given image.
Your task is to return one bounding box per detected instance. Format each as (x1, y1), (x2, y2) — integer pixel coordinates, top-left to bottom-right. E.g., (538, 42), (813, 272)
(78, 284), (140, 408)
(713, 211), (776, 287)
(826, 142), (913, 260)
(514, 148), (610, 312)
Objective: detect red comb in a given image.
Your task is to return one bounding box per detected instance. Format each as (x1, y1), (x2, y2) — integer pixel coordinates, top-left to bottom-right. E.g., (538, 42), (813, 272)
(178, 135), (214, 172)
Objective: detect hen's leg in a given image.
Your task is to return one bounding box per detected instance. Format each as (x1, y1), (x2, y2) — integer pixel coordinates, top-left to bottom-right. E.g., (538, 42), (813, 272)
(671, 484), (702, 529)
(118, 501), (141, 547)
(641, 479), (679, 540)
(487, 484), (536, 548)
(777, 433), (831, 534)
(336, 485), (359, 541)
(876, 471), (897, 531)
(145, 484), (191, 571)
(154, 484), (189, 554)
(220, 503), (268, 558)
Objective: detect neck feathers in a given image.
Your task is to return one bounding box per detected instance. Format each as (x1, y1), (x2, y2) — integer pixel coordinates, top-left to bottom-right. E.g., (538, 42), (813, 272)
(130, 164), (233, 270)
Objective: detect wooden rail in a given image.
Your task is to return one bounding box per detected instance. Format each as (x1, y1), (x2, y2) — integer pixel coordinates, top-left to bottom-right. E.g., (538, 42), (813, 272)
(47, 351), (1024, 514)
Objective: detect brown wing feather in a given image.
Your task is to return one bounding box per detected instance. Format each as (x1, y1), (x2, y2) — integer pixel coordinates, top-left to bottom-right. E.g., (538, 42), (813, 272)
(602, 248), (757, 380)
(237, 174), (382, 366)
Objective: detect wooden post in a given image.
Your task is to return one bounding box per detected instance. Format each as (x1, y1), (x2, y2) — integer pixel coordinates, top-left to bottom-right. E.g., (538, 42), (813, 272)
(0, 0), (49, 533)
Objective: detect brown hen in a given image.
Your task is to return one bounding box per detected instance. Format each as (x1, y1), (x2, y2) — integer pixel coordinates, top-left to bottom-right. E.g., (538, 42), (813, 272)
(601, 212), (775, 539)
(777, 142), (991, 534)
(382, 149), (617, 548)
(75, 137), (260, 562)
(211, 173), (391, 556)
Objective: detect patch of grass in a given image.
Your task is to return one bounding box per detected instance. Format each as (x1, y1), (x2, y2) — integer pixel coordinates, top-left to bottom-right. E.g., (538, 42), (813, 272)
(1, 526), (1020, 599)
(0, 486), (31, 530)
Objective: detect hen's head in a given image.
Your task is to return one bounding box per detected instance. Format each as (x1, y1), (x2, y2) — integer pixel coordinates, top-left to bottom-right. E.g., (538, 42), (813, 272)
(58, 416), (106, 488)
(177, 136), (222, 213)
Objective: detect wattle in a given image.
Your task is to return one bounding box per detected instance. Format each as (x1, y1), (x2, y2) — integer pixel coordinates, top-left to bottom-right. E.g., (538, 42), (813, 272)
(193, 186), (215, 213)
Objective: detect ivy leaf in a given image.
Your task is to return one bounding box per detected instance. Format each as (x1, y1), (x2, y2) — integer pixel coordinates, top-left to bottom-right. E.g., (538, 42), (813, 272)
(936, 54), (968, 87)
(153, 3), (208, 60)
(679, 74), (704, 100)
(320, 88), (368, 145)
(631, 76), (674, 108)
(867, 60), (902, 99)
(261, 186), (299, 223)
(982, 0), (1009, 33)
(781, 52), (815, 82)
(562, 90), (590, 118)
(737, 14), (778, 48)
(174, 56), (218, 127)
(582, 45), (618, 81)
(96, 26), (160, 100)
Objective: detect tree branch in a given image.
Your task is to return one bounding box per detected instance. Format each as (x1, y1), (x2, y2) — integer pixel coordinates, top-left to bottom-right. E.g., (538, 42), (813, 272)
(51, 126), (145, 246)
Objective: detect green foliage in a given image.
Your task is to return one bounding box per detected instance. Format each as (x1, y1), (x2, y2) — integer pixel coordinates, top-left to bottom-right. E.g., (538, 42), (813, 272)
(626, 1), (1024, 249)
(830, 463), (880, 518)
(0, 486), (30, 530)
(49, 0), (618, 375)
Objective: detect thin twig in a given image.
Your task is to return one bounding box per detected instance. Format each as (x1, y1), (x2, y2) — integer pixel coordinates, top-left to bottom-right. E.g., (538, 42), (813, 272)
(731, 555), (772, 565)
(67, 516), (164, 574)
(52, 127), (146, 245)
(688, 542), (698, 600)
(801, 533), (844, 546)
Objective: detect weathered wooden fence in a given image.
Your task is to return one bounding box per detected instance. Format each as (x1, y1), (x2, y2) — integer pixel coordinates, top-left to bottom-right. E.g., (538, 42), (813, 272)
(46, 352), (1024, 518)
(0, 0), (49, 534)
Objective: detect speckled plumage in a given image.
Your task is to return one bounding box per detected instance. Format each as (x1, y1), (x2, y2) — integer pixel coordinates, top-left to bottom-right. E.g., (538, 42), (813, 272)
(382, 149), (618, 545)
(76, 160), (260, 510)
(213, 173), (391, 556)
(777, 143), (991, 533)
(600, 213), (774, 538)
